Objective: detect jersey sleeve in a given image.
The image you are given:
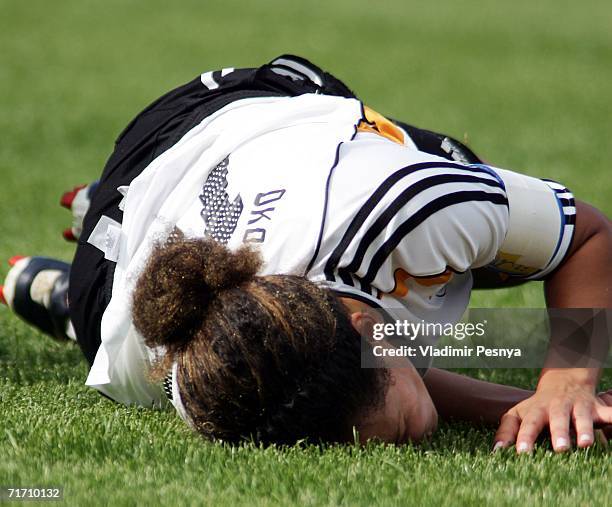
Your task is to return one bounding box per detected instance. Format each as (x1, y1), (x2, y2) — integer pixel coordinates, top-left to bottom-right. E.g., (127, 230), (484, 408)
(380, 165), (511, 284)
(323, 161), (511, 295)
(485, 167), (576, 280)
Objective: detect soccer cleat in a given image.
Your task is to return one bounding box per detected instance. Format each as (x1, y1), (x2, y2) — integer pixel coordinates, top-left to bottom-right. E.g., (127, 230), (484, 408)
(59, 181), (98, 242)
(2, 256), (73, 341)
(62, 228), (77, 242)
(9, 255), (26, 267)
(60, 184), (86, 209)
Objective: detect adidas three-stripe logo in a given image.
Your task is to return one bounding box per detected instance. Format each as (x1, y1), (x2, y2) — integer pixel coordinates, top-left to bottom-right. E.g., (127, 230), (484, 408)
(200, 67), (235, 90)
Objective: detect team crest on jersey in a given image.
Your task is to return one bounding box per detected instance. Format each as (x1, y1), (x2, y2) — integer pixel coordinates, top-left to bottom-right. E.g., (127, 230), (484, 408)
(199, 157), (243, 244)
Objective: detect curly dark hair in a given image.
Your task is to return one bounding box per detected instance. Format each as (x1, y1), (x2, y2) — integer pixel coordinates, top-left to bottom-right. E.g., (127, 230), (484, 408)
(132, 234), (388, 445)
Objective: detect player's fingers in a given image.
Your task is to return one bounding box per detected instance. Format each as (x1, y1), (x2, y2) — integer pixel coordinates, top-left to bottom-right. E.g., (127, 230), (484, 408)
(549, 401), (572, 452)
(516, 408), (548, 454)
(493, 412), (521, 451)
(597, 390), (612, 406)
(573, 400), (594, 448)
(594, 404), (612, 425)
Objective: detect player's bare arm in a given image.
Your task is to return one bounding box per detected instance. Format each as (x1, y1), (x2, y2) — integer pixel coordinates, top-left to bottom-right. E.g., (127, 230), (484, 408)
(493, 200), (612, 452)
(444, 199), (612, 451)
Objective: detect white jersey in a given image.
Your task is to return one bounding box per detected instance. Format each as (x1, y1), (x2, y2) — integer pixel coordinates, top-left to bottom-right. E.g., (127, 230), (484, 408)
(84, 93), (575, 407)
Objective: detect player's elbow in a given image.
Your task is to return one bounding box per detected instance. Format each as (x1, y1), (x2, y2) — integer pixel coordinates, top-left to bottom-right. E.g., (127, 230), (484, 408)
(569, 201), (612, 257)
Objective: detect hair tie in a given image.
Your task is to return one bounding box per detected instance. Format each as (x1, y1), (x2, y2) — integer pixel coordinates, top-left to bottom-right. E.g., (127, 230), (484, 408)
(171, 361), (195, 428)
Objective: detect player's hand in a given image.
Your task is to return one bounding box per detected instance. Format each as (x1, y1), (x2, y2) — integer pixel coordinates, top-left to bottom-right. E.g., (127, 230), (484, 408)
(597, 388), (612, 440)
(493, 369), (612, 453)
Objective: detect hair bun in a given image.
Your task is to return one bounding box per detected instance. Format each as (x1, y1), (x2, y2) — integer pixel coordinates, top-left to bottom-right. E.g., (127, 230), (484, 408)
(132, 234), (261, 350)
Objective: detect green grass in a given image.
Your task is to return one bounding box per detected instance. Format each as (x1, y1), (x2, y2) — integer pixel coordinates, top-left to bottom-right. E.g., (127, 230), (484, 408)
(1, 0), (611, 505)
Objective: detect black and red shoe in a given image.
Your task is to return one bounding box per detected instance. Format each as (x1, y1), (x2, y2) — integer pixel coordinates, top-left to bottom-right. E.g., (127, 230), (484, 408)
(0, 256), (73, 341)
(59, 181), (98, 242)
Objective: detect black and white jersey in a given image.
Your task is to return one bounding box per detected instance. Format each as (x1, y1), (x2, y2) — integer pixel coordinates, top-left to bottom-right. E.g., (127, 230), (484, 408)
(83, 74), (574, 407)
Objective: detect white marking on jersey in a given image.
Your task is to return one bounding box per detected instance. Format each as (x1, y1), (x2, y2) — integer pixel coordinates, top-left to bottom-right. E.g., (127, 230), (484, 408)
(200, 71), (219, 90)
(272, 57), (323, 86)
(545, 180), (567, 191)
(270, 67), (304, 82)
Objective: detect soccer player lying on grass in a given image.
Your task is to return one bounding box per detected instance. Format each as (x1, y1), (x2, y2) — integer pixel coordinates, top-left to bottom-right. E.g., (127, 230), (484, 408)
(1, 55), (611, 451)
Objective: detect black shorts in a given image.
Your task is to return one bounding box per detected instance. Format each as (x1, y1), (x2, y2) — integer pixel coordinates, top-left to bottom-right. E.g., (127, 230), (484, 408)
(68, 55), (482, 366)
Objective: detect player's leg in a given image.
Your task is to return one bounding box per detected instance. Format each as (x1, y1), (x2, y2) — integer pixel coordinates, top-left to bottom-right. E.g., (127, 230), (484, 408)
(0, 181), (98, 341)
(59, 182), (99, 242)
(1, 255), (73, 341)
(391, 118), (483, 165)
